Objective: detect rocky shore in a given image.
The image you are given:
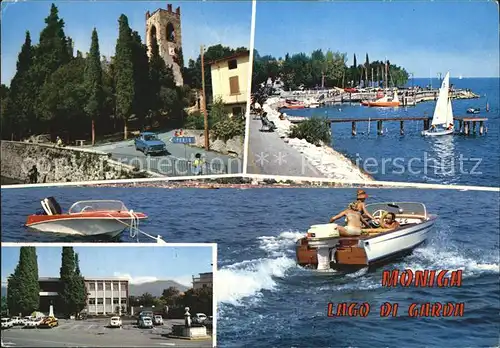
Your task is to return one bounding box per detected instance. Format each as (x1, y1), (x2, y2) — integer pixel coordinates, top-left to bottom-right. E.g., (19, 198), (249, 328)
(262, 97), (373, 181)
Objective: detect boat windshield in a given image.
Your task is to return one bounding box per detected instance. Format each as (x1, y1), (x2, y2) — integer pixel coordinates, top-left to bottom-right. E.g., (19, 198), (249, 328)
(68, 200), (128, 214)
(365, 202), (427, 218)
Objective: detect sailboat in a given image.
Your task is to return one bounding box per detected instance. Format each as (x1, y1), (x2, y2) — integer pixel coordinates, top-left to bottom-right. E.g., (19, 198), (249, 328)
(422, 72), (454, 136)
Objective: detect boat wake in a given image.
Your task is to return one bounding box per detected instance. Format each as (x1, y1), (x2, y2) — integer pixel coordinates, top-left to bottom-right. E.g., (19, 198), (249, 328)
(217, 231), (303, 306)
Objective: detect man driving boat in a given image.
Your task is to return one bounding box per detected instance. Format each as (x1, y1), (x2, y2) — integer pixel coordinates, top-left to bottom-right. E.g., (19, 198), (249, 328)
(380, 212), (400, 229)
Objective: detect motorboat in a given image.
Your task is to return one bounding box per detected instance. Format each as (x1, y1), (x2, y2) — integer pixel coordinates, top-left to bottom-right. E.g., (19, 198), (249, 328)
(466, 107), (480, 114)
(304, 98), (320, 108)
(25, 197), (148, 238)
(296, 202), (437, 272)
(365, 90), (400, 107)
(422, 72), (454, 136)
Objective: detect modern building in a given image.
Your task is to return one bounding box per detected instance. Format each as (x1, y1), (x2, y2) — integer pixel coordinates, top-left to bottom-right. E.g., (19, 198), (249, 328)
(209, 50), (250, 117)
(192, 272), (213, 290)
(38, 277), (129, 316)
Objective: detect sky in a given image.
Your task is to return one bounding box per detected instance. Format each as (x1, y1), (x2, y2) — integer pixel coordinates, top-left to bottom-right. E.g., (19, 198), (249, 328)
(254, 1), (499, 78)
(1, 245), (214, 287)
(0, 0), (252, 85)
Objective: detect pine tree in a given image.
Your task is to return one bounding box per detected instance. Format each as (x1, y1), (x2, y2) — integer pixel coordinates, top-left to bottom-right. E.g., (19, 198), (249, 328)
(84, 28), (104, 146)
(114, 14), (135, 139)
(7, 247), (40, 316)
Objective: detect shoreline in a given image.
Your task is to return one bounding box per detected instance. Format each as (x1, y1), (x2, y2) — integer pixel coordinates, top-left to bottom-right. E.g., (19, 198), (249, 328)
(262, 97), (373, 181)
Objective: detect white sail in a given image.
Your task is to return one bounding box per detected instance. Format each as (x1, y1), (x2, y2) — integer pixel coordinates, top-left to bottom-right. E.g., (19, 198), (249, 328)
(446, 98), (454, 125)
(431, 72), (450, 126)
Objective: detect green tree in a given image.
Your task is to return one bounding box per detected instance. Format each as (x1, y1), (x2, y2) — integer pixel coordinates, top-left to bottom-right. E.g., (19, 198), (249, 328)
(130, 30), (150, 129)
(138, 292), (155, 307)
(180, 287), (212, 316)
(114, 14), (135, 139)
(1, 296), (7, 316)
(7, 247), (40, 316)
(161, 286), (181, 306)
(60, 247), (86, 317)
(84, 28), (104, 145)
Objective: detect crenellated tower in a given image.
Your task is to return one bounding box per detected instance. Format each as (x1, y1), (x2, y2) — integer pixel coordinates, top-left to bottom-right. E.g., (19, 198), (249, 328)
(145, 4), (183, 86)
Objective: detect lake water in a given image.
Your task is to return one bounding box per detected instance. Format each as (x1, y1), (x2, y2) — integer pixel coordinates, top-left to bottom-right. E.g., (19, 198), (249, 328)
(1, 187), (498, 347)
(285, 78), (499, 187)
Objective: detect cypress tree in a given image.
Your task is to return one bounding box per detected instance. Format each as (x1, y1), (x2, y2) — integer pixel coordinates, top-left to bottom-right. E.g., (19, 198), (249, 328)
(71, 253), (87, 317)
(60, 247), (75, 316)
(365, 53), (370, 87)
(7, 247), (40, 316)
(114, 14), (135, 139)
(84, 28), (104, 146)
(130, 30), (150, 129)
(149, 34), (168, 119)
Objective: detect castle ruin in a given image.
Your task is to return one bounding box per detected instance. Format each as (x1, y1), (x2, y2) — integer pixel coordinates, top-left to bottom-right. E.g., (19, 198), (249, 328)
(145, 4), (184, 86)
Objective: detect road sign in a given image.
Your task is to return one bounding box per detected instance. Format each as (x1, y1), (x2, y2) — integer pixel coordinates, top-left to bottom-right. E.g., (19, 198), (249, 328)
(170, 136), (195, 144)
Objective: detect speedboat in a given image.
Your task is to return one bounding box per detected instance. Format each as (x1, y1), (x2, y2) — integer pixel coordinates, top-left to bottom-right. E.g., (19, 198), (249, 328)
(296, 202), (437, 272)
(25, 197), (148, 237)
(422, 72), (454, 136)
(466, 107), (480, 114)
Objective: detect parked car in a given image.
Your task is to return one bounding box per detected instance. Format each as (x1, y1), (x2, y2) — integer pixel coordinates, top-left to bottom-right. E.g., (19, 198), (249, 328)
(153, 315), (163, 326)
(134, 132), (167, 155)
(39, 316), (58, 328)
(138, 316), (153, 329)
(23, 317), (43, 328)
(108, 316), (122, 328)
(11, 316), (23, 326)
(136, 311), (154, 325)
(1, 318), (13, 329)
(191, 313), (207, 324)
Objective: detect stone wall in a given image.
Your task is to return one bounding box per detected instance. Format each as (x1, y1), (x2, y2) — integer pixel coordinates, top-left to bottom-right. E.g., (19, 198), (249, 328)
(181, 130), (244, 158)
(0, 141), (158, 184)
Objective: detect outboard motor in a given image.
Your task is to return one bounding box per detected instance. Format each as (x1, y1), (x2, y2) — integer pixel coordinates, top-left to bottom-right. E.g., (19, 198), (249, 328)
(41, 197), (62, 215)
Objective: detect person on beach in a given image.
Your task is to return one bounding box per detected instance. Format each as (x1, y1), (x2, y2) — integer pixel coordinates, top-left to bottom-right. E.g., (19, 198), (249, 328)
(329, 202), (371, 237)
(380, 212), (400, 230)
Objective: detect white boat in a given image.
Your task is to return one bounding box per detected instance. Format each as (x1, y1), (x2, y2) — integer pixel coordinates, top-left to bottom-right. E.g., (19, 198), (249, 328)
(296, 202), (437, 271)
(25, 197), (148, 238)
(304, 98), (320, 108)
(422, 72), (454, 136)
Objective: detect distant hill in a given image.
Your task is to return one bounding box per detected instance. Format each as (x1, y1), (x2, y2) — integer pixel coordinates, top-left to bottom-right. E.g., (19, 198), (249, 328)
(129, 280), (189, 297)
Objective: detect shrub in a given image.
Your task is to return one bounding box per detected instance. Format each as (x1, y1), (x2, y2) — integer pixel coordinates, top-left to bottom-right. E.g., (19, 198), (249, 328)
(211, 118), (245, 142)
(288, 117), (331, 146)
(184, 111), (205, 130)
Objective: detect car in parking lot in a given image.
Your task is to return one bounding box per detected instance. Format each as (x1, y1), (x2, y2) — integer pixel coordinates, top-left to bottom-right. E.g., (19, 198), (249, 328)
(134, 132), (167, 156)
(10, 316), (23, 326)
(153, 315), (163, 326)
(1, 318), (13, 329)
(191, 313), (207, 324)
(39, 316), (58, 328)
(23, 316), (43, 328)
(138, 316), (153, 329)
(108, 316), (122, 328)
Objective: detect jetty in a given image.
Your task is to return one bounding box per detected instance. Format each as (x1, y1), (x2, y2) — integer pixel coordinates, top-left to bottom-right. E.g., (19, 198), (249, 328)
(288, 115), (488, 136)
(280, 88), (480, 106)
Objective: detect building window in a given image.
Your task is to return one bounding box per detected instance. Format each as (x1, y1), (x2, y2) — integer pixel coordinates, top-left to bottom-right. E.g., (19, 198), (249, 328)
(105, 283), (111, 291)
(232, 106), (242, 116)
(228, 59), (237, 70)
(121, 299), (127, 305)
(229, 76), (240, 95)
(97, 298), (104, 305)
(105, 298), (112, 304)
(88, 283), (95, 291)
(113, 298), (119, 304)
(97, 283), (103, 291)
(89, 298), (96, 305)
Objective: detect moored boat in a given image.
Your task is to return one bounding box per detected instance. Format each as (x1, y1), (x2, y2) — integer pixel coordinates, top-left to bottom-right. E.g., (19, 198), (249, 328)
(296, 202), (437, 272)
(466, 107), (480, 114)
(25, 197), (148, 238)
(366, 90), (400, 107)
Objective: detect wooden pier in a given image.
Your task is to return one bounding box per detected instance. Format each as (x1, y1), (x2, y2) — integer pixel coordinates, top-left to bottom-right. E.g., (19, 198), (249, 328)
(288, 116), (488, 136)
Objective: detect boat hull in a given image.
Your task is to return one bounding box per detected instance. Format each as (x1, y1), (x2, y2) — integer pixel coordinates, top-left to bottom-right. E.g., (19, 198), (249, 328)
(296, 215), (436, 271)
(367, 102), (400, 107)
(25, 212), (147, 237)
(421, 128), (454, 136)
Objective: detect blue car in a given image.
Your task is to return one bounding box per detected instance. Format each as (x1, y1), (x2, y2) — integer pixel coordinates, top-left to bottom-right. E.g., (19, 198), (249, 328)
(134, 132), (167, 155)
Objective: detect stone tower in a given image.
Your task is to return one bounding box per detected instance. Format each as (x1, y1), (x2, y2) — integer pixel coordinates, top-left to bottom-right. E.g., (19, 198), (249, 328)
(145, 4), (183, 86)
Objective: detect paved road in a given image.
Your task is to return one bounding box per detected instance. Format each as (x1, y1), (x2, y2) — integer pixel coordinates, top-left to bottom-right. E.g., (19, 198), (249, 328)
(247, 115), (325, 177)
(1, 318), (211, 347)
(93, 130), (242, 176)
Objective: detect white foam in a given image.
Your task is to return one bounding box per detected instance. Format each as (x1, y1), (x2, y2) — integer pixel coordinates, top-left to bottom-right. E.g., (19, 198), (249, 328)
(257, 231), (304, 257)
(217, 256), (296, 306)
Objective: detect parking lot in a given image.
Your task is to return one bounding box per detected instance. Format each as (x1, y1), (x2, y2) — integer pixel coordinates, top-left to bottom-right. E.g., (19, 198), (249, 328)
(1, 318), (212, 347)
